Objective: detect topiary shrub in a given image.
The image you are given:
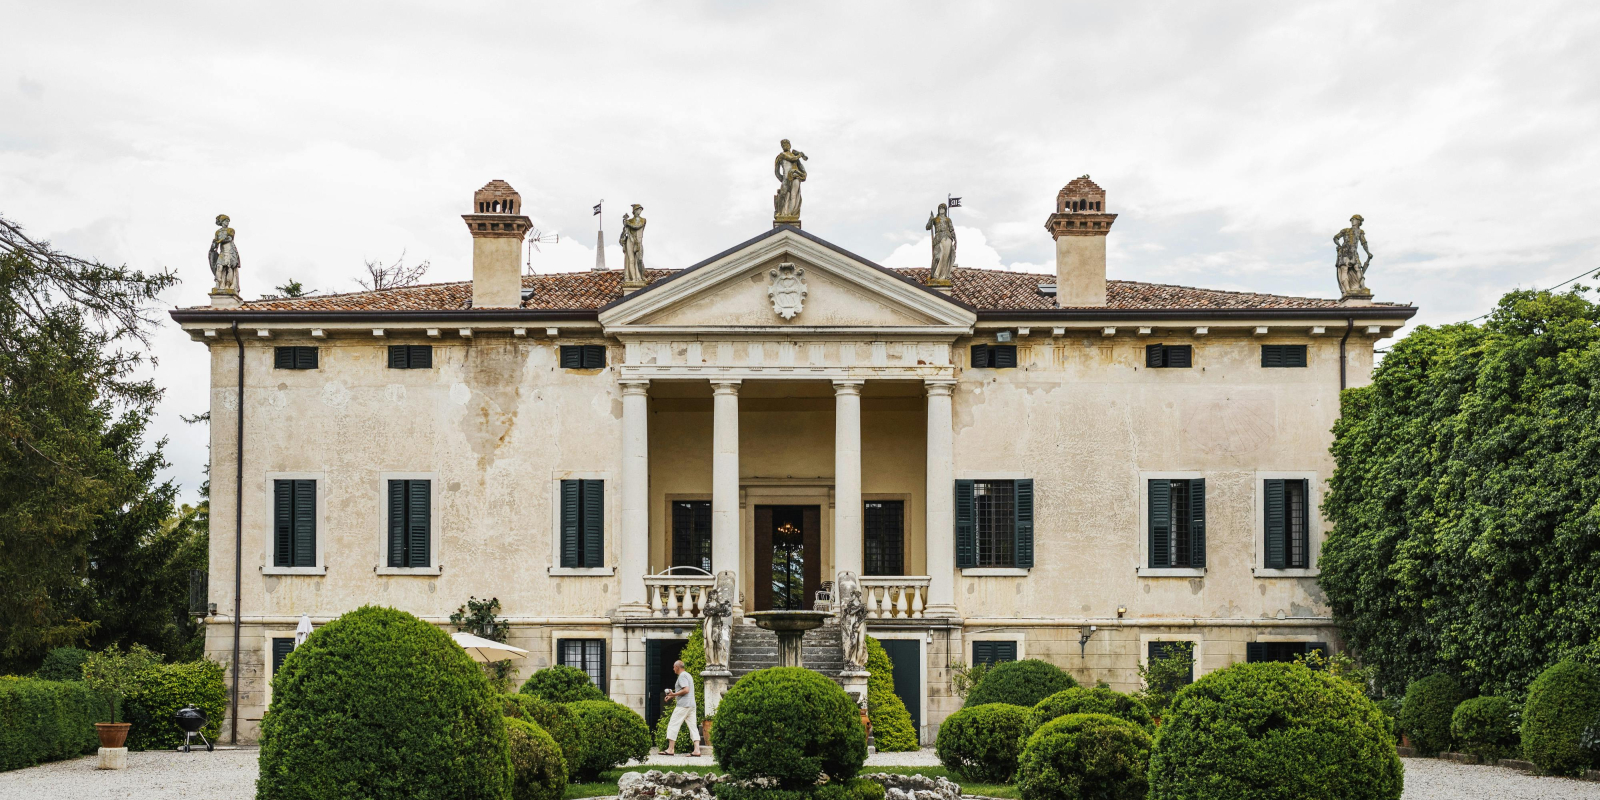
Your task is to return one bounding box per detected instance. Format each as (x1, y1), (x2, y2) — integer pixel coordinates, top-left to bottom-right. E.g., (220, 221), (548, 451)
(0, 676), (107, 772)
(1017, 713), (1151, 800)
(1148, 662), (1401, 800)
(520, 665), (607, 704)
(1451, 695), (1518, 762)
(123, 659), (227, 751)
(505, 717), (567, 800)
(655, 628), (706, 753)
(256, 605), (510, 799)
(1521, 659), (1600, 776)
(1030, 687), (1154, 733)
(712, 667), (867, 787)
(965, 660), (1077, 709)
(865, 637), (918, 751)
(34, 648), (91, 682)
(503, 693), (587, 776)
(1398, 673), (1464, 756)
(566, 699), (651, 780)
(935, 702), (1032, 783)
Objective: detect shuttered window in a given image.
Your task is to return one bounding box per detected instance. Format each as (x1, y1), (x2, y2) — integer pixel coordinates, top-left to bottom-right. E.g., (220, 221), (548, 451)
(386, 480), (431, 568)
(972, 640), (1018, 666)
(272, 480), (316, 568)
(1145, 344), (1192, 368)
(969, 344), (1017, 369)
(864, 500), (905, 576)
(559, 345), (606, 370)
(671, 500), (712, 573)
(1264, 479), (1311, 569)
(1246, 641), (1330, 664)
(1261, 344), (1308, 368)
(271, 637), (296, 677)
(560, 480), (604, 569)
(557, 638), (607, 692)
(274, 346), (318, 370)
(387, 345), (433, 369)
(1148, 479), (1206, 568)
(1147, 641), (1196, 685)
(955, 479), (1034, 569)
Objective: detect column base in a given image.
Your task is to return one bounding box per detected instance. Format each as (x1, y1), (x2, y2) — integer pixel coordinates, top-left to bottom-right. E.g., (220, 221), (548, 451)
(98, 747), (128, 770)
(922, 604), (959, 618)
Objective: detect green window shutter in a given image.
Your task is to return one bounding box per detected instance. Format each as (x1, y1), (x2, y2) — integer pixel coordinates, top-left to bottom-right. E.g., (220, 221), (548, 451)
(973, 641), (993, 665)
(1245, 642), (1267, 663)
(272, 637), (295, 676)
(560, 480), (581, 568)
(275, 347), (295, 369)
(1262, 345), (1283, 368)
(1013, 479), (1034, 568)
(970, 344), (989, 369)
(295, 347), (318, 370)
(954, 480), (976, 569)
(1145, 344), (1164, 368)
(1264, 479), (1287, 569)
(1166, 345), (1192, 368)
(1189, 478), (1206, 568)
(274, 480), (293, 567)
(1305, 642), (1330, 664)
(1286, 345), (1307, 368)
(993, 345), (1018, 369)
(1148, 479), (1170, 568)
(409, 346), (432, 369)
(582, 345), (606, 370)
(993, 641), (1017, 663)
(293, 479), (316, 568)
(560, 346), (582, 369)
(388, 345), (408, 369)
(581, 479), (604, 568)
(407, 480), (430, 568)
(387, 480), (406, 567)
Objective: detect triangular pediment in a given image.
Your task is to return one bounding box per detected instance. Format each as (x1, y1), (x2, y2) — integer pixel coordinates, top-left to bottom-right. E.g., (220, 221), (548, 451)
(599, 227), (975, 332)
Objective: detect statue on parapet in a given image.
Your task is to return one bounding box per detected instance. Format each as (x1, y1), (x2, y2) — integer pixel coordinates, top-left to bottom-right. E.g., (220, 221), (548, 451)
(702, 570), (736, 669)
(1333, 214), (1373, 299)
(208, 214), (240, 296)
(927, 203), (957, 286)
(619, 204), (647, 286)
(773, 139), (808, 224)
(837, 571), (868, 670)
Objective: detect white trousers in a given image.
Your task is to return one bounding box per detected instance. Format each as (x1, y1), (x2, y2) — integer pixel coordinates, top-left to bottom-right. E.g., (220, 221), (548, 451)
(665, 706), (701, 744)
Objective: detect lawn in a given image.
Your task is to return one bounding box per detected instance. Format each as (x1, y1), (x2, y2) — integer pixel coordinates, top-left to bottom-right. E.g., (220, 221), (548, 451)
(565, 765), (1018, 800)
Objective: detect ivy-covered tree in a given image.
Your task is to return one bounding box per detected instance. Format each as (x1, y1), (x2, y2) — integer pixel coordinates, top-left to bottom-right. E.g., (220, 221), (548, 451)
(1321, 284), (1600, 698)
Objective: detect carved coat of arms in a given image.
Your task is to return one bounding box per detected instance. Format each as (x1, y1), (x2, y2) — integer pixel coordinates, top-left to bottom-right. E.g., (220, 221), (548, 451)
(767, 262), (807, 320)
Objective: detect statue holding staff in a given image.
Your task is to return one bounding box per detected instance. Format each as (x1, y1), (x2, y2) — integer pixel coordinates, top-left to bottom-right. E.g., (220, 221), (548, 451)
(208, 214), (241, 295)
(927, 203), (957, 285)
(619, 204), (646, 285)
(1333, 214), (1373, 297)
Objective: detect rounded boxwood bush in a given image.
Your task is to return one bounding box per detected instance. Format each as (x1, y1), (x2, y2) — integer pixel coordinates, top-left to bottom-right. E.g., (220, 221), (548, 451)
(520, 665), (607, 703)
(257, 605), (510, 800)
(34, 648), (91, 682)
(503, 693), (587, 775)
(866, 637), (919, 752)
(505, 717), (567, 800)
(1399, 673), (1464, 756)
(1521, 660), (1600, 776)
(1017, 713), (1152, 800)
(566, 699), (651, 780)
(712, 666), (867, 787)
(965, 660), (1078, 709)
(1148, 662), (1401, 800)
(935, 702), (1032, 783)
(1031, 687), (1154, 733)
(1451, 696), (1518, 762)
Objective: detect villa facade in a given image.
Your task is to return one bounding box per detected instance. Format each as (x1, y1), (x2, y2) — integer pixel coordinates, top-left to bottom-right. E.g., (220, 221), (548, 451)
(171, 176), (1415, 743)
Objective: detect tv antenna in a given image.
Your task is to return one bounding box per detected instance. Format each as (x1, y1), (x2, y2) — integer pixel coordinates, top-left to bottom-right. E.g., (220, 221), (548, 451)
(524, 226), (560, 272)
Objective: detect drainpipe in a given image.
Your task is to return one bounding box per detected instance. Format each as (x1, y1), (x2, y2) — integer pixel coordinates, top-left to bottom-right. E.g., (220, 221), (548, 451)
(230, 321), (245, 744)
(1338, 317), (1354, 391)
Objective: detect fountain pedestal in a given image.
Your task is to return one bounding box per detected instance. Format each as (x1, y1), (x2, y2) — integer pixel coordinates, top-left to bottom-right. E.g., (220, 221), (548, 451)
(746, 610), (830, 668)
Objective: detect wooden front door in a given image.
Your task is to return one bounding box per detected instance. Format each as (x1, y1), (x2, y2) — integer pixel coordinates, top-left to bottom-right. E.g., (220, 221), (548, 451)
(753, 505), (821, 611)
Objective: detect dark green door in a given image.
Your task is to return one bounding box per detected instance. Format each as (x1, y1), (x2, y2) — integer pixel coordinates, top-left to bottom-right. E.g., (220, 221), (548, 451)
(877, 638), (922, 741)
(644, 638), (688, 729)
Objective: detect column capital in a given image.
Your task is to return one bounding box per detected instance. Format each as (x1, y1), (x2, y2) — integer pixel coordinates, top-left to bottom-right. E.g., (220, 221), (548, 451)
(619, 380), (651, 396)
(710, 380), (742, 396)
(924, 380), (956, 397)
(832, 379), (864, 395)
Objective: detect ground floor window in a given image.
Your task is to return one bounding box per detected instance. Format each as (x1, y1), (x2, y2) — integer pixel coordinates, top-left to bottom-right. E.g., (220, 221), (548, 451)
(972, 640), (1017, 666)
(1246, 641), (1329, 664)
(557, 638), (607, 692)
(271, 637), (295, 676)
(1147, 640), (1195, 685)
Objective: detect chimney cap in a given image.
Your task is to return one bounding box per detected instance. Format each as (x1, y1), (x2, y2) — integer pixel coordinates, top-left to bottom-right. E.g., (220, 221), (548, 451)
(472, 180), (522, 215)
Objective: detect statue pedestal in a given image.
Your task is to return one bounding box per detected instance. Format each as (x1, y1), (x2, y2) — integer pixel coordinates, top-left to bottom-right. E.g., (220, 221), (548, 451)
(839, 669), (870, 709)
(773, 216), (801, 229)
(209, 291), (241, 308)
(621, 280), (647, 296)
(702, 667), (731, 718)
(1339, 291), (1374, 307)
(927, 282), (952, 296)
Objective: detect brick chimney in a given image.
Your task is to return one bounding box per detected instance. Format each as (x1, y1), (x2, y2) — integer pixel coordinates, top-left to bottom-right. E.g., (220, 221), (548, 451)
(1044, 176), (1116, 307)
(462, 180), (531, 308)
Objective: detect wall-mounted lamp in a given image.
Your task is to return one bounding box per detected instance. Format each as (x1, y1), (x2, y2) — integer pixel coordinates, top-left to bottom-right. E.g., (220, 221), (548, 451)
(1079, 625), (1097, 657)
(1116, 606), (1127, 618)
(996, 330), (1015, 343)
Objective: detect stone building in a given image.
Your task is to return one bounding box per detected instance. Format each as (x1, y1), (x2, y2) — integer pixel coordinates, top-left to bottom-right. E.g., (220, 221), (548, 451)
(171, 175), (1414, 743)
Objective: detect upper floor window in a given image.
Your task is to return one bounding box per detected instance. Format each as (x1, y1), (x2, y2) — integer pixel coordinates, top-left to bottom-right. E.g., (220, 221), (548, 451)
(560, 345), (606, 370)
(1149, 479), (1206, 568)
(388, 345), (433, 369)
(1261, 344), (1308, 368)
(273, 479), (316, 568)
(671, 500), (712, 573)
(956, 479), (1034, 569)
(387, 479), (431, 568)
(970, 344), (1018, 369)
(1264, 479), (1310, 569)
(274, 346), (318, 370)
(1145, 344), (1192, 368)
(560, 479), (604, 569)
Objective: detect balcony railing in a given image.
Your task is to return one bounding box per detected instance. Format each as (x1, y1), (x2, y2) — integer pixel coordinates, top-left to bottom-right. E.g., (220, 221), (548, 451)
(859, 576), (931, 619)
(642, 567), (716, 618)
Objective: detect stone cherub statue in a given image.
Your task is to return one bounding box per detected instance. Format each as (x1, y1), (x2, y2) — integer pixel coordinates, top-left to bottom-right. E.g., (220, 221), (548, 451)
(837, 571), (868, 670)
(1333, 214), (1373, 298)
(926, 203), (957, 285)
(208, 214), (240, 295)
(773, 139), (808, 222)
(619, 204), (646, 285)
(702, 570), (736, 668)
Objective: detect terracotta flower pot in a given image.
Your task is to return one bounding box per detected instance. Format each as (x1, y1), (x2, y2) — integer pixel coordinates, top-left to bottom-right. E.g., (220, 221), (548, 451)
(95, 723), (132, 749)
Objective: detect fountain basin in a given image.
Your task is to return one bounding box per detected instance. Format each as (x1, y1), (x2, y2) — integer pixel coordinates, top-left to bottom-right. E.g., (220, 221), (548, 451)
(746, 610), (831, 668)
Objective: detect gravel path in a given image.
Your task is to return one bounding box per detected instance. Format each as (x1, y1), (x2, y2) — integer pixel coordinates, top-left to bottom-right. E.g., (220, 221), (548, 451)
(2, 748), (1596, 799)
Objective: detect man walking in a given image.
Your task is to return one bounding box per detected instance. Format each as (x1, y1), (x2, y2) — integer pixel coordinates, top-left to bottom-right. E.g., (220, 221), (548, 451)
(663, 660), (702, 756)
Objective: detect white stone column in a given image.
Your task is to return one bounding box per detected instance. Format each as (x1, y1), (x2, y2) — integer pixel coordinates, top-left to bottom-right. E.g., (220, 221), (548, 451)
(711, 381), (742, 598)
(925, 380), (957, 615)
(619, 380), (651, 613)
(833, 380), (864, 577)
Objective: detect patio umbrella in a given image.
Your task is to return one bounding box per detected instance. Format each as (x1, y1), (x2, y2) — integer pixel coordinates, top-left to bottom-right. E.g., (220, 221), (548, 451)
(451, 632), (530, 663)
(294, 614), (313, 647)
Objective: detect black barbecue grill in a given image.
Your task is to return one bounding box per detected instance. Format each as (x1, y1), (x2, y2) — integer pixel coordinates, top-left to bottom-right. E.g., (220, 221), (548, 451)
(174, 705), (214, 752)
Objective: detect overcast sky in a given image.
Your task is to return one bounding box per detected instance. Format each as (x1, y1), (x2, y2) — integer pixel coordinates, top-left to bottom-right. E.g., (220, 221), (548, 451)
(4, 1), (1598, 504)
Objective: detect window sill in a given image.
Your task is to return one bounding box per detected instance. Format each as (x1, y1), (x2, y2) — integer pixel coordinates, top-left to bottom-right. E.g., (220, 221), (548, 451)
(262, 566), (326, 576)
(1252, 568), (1320, 578)
(960, 567), (1029, 577)
(375, 566), (442, 576)
(1137, 567), (1206, 578)
(549, 567), (616, 577)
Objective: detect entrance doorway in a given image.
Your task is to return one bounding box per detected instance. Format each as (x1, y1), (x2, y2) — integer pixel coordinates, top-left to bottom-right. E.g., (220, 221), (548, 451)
(877, 638), (922, 742)
(644, 638), (688, 729)
(754, 505), (821, 611)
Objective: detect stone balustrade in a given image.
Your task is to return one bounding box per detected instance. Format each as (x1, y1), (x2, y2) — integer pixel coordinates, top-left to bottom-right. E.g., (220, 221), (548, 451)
(642, 570), (716, 618)
(859, 576), (931, 619)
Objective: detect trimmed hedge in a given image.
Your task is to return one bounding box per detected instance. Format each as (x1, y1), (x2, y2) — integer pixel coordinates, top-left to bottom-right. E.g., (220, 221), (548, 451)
(1030, 687), (1154, 733)
(34, 648), (91, 682)
(257, 605), (511, 799)
(520, 665), (606, 704)
(503, 693), (588, 776)
(965, 660), (1078, 709)
(1017, 713), (1151, 800)
(124, 659), (226, 751)
(1521, 660), (1600, 776)
(1399, 674), (1464, 756)
(712, 667), (867, 787)
(505, 717), (567, 800)
(935, 702), (1032, 783)
(0, 677), (107, 772)
(1148, 662), (1402, 800)
(865, 637), (918, 751)
(1451, 696), (1518, 762)
(566, 700), (651, 781)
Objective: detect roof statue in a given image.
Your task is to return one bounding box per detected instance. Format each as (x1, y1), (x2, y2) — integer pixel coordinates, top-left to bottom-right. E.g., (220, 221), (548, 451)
(619, 204), (646, 289)
(927, 203), (957, 286)
(208, 214), (240, 296)
(1334, 214), (1373, 302)
(773, 139), (808, 226)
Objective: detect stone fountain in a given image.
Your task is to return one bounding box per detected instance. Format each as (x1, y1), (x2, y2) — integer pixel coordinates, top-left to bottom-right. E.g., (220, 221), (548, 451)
(745, 610), (831, 667)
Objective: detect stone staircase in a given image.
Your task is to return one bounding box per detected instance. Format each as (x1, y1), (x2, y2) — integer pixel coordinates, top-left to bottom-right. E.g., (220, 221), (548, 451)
(728, 619), (847, 684)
